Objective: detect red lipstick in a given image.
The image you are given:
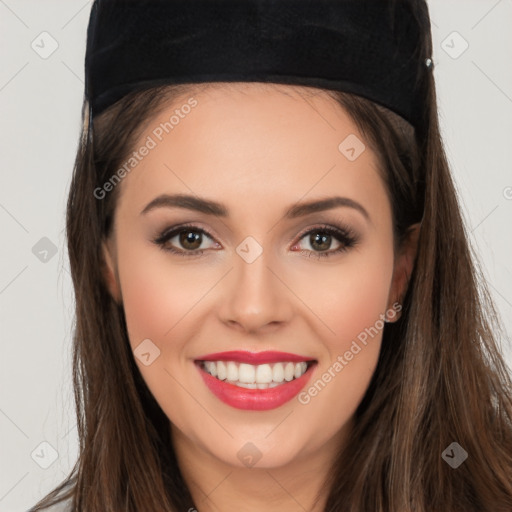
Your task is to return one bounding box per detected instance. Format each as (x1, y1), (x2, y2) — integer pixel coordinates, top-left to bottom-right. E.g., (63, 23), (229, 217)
(195, 350), (315, 364)
(194, 351), (317, 411)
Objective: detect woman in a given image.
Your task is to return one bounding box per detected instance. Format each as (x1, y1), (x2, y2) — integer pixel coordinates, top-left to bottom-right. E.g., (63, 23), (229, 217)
(30, 0), (512, 511)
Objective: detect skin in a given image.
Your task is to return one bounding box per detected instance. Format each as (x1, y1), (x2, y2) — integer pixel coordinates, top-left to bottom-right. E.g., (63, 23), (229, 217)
(102, 82), (419, 512)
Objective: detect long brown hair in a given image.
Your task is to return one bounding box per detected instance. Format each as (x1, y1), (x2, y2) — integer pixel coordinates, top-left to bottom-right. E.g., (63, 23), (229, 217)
(31, 8), (512, 512)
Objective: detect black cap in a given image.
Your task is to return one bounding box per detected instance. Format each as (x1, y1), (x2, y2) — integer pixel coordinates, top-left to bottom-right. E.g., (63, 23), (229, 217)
(85, 0), (433, 130)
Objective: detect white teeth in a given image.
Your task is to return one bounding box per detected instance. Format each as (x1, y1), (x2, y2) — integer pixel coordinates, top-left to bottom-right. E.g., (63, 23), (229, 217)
(231, 381), (257, 389)
(255, 364), (272, 383)
(295, 362), (307, 378)
(272, 363), (284, 382)
(226, 361), (238, 381)
(284, 362), (295, 381)
(216, 361), (227, 380)
(201, 360), (312, 386)
(204, 361), (217, 377)
(239, 363), (256, 383)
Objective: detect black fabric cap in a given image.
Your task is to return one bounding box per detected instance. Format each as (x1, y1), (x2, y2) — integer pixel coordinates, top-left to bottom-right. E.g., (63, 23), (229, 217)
(85, 0), (432, 130)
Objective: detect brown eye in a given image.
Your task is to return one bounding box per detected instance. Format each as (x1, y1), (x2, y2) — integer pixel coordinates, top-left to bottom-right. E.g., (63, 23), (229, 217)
(308, 232), (335, 252)
(290, 225), (358, 259)
(294, 229), (343, 253)
(179, 230), (203, 250)
(153, 224), (220, 255)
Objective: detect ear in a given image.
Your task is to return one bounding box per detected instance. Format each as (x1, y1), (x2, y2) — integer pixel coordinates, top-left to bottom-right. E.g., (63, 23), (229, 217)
(101, 238), (121, 303)
(386, 223), (421, 321)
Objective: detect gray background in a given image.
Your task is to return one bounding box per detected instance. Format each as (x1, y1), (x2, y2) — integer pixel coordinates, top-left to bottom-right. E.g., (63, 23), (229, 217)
(1, 1), (511, 510)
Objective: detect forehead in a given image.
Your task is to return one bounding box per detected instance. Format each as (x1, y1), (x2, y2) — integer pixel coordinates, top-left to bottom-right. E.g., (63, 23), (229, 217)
(114, 81), (387, 222)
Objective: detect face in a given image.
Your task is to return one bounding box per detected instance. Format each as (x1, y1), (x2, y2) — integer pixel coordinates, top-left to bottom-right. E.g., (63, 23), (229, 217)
(102, 83), (414, 471)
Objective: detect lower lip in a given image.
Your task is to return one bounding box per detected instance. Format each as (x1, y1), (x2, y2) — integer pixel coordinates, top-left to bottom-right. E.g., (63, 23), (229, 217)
(196, 362), (317, 411)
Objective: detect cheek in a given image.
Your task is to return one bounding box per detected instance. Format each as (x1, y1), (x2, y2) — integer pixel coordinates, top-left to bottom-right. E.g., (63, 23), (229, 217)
(328, 263), (391, 349)
(288, 243), (393, 438)
(115, 243), (208, 430)
(288, 243), (394, 357)
(120, 266), (177, 348)
(116, 241), (208, 350)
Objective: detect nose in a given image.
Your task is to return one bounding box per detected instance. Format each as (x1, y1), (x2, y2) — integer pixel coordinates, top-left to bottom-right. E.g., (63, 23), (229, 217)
(218, 245), (294, 335)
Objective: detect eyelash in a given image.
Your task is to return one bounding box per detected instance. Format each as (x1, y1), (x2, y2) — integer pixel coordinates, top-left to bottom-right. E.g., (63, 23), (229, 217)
(152, 222), (359, 260)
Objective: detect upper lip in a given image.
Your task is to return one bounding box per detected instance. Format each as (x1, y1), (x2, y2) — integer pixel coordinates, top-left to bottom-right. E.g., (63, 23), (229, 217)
(195, 350), (316, 365)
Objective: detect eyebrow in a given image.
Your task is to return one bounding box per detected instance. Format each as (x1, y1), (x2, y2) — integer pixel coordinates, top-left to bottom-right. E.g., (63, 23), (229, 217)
(140, 193), (370, 221)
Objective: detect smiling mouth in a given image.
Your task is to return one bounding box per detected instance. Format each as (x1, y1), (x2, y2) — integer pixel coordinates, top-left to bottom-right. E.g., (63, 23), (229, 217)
(195, 360), (316, 389)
